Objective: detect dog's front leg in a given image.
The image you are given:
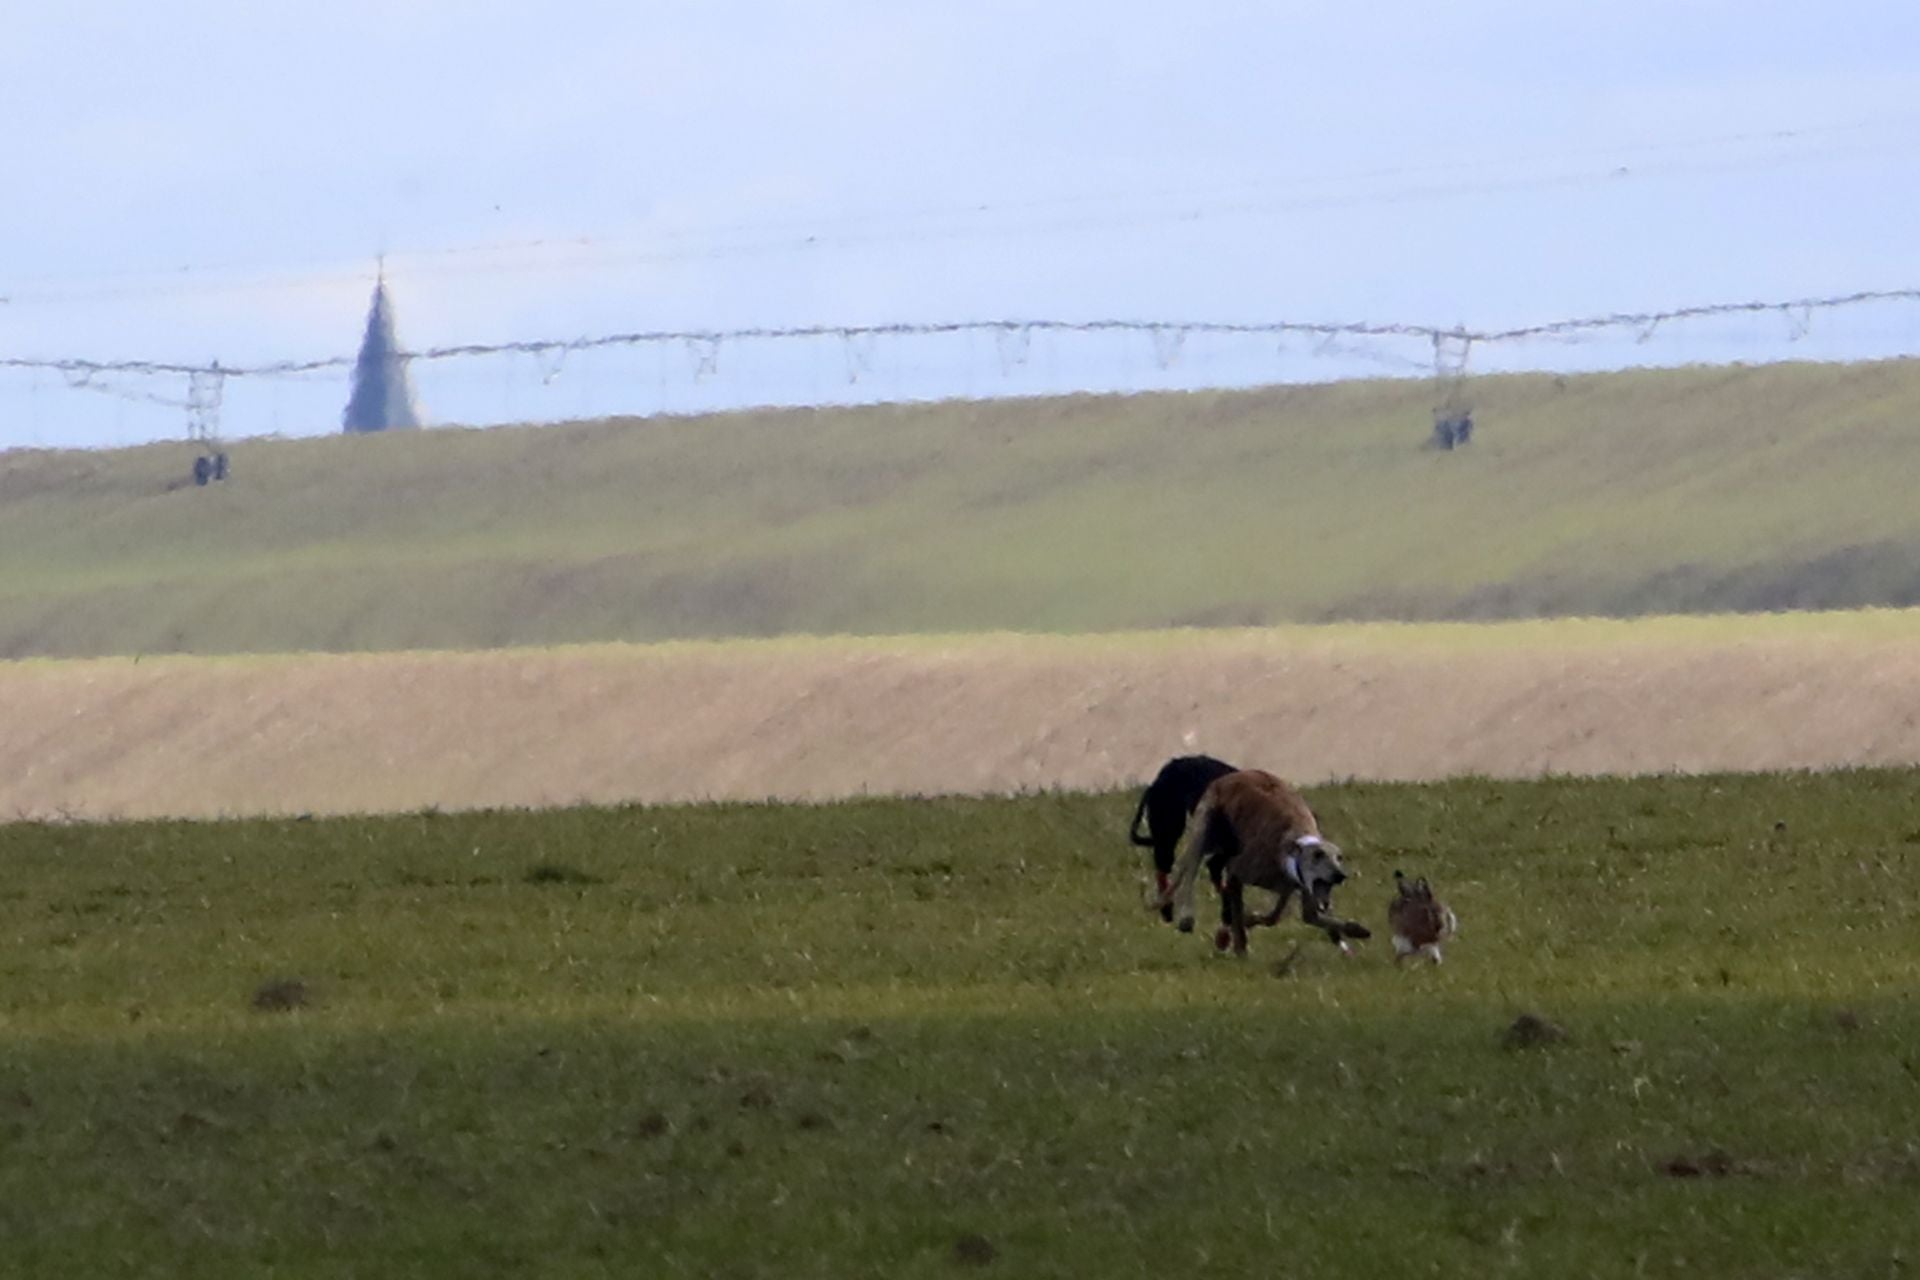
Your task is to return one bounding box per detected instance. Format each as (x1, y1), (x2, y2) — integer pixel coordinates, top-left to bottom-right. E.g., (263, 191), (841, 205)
(1299, 896), (1357, 954)
(1247, 885), (1294, 930)
(1220, 851), (1292, 936)
(1152, 835), (1184, 922)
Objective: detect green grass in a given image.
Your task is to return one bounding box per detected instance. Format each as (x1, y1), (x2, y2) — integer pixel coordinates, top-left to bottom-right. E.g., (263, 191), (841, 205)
(3, 771), (1918, 1276)
(6, 358), (1920, 657)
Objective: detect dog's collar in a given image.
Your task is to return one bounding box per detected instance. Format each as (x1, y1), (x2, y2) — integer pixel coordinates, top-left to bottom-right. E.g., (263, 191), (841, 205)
(1286, 836), (1323, 888)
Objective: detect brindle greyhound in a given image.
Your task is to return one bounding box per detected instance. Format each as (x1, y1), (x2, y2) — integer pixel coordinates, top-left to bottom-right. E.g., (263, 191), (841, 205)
(1158, 769), (1370, 956)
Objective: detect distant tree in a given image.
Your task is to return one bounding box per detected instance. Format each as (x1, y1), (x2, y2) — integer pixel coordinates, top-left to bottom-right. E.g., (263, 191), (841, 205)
(342, 276), (422, 433)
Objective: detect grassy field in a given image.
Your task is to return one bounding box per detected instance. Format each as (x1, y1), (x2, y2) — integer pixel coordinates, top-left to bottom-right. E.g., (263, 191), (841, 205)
(5, 358), (1920, 657)
(3, 771), (1917, 1277)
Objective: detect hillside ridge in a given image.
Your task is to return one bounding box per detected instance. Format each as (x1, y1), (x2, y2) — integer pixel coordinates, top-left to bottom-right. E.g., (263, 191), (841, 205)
(2, 358), (1917, 657)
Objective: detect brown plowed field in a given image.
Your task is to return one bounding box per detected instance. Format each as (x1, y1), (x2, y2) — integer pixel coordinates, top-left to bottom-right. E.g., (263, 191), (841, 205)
(6, 613), (1917, 822)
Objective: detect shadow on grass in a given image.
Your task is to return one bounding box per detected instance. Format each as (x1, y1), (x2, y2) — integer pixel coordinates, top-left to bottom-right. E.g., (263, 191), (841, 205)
(1, 995), (1915, 1278)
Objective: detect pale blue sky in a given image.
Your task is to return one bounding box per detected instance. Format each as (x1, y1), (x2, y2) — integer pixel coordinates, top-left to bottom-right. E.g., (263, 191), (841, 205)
(3, 2), (1918, 447)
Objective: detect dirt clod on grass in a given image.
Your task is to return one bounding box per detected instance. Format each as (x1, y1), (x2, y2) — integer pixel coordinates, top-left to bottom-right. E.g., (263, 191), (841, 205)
(174, 1111), (219, 1136)
(1662, 1150), (1740, 1179)
(251, 978), (310, 1013)
(1502, 1013), (1568, 1049)
(952, 1234), (997, 1267)
(523, 862), (602, 886)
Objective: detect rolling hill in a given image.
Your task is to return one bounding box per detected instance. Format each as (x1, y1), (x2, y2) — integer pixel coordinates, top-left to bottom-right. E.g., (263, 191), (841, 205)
(3, 358), (1919, 658)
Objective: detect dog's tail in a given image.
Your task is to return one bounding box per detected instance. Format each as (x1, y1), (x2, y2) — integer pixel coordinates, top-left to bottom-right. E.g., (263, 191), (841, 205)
(1126, 788), (1154, 849)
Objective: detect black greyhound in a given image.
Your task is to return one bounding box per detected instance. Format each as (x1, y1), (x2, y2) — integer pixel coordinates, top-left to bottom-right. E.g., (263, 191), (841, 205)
(1127, 754), (1238, 921)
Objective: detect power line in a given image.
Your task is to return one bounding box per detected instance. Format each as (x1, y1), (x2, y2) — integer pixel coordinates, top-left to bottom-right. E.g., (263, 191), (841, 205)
(6, 116), (1917, 309)
(4, 286), (1916, 383)
(1478, 289), (1920, 342)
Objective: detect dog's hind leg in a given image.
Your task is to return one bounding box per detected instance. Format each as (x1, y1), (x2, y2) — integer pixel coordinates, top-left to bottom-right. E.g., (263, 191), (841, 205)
(1165, 800), (1218, 933)
(1211, 854), (1236, 950)
(1213, 870), (1288, 948)
(1152, 828), (1184, 922)
(1221, 877), (1251, 956)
